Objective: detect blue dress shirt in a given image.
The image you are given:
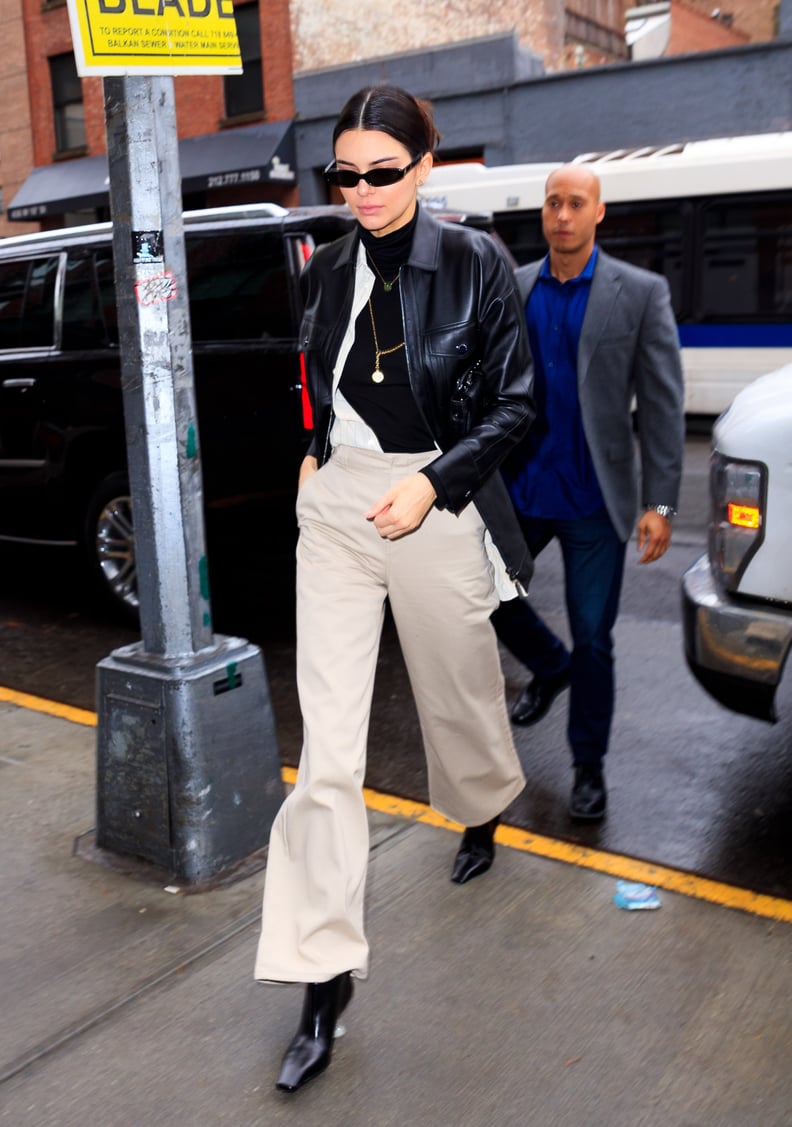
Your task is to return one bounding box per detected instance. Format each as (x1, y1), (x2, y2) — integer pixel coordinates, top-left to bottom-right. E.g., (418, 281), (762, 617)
(506, 248), (605, 520)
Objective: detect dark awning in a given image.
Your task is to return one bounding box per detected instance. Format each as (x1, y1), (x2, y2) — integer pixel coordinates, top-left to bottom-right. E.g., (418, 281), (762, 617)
(7, 119), (295, 222)
(179, 119), (295, 194)
(7, 154), (111, 221)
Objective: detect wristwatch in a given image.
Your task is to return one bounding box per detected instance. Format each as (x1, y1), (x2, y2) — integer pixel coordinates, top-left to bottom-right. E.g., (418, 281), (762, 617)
(645, 503), (677, 520)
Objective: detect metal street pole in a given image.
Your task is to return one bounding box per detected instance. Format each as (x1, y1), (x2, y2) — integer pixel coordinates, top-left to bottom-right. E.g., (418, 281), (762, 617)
(94, 76), (283, 885)
(104, 75), (210, 656)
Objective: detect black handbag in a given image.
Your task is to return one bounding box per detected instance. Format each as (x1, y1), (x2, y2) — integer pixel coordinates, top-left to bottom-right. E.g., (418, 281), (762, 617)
(449, 359), (484, 437)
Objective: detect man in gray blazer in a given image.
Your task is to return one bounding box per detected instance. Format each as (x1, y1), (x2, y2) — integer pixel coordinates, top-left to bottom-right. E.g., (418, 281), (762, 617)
(492, 163), (684, 820)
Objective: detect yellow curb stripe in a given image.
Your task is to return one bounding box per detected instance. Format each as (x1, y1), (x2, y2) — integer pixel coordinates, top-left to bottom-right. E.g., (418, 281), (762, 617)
(495, 825), (792, 923)
(289, 766), (792, 924)
(0, 686), (97, 727)
(8, 693), (791, 924)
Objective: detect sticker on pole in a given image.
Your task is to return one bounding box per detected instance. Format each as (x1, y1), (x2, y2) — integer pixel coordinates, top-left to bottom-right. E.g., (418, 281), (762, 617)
(67, 0), (242, 76)
(135, 271), (178, 305)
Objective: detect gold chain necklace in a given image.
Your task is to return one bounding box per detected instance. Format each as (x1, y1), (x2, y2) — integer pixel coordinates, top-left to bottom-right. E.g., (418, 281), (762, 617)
(367, 297), (405, 384)
(367, 252), (401, 292)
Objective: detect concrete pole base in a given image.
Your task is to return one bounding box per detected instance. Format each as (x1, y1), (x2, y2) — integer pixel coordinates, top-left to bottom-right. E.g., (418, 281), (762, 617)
(96, 635), (284, 884)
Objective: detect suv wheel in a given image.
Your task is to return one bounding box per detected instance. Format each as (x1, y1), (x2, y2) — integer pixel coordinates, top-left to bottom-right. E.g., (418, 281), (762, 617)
(83, 472), (138, 620)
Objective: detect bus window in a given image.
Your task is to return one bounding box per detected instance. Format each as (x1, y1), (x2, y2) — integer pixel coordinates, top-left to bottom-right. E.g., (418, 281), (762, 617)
(699, 193), (792, 320)
(492, 213), (545, 266)
(596, 202), (687, 317)
(493, 201), (687, 315)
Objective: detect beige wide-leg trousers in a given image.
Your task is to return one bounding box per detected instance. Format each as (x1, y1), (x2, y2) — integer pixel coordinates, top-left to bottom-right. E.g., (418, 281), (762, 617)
(254, 446), (525, 983)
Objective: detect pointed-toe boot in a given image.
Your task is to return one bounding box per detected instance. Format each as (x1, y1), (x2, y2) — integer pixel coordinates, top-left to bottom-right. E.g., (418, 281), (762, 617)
(275, 971), (354, 1093)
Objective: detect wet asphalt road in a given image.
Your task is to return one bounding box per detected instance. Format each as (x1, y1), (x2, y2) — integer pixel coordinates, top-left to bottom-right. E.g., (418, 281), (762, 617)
(1, 434), (791, 900)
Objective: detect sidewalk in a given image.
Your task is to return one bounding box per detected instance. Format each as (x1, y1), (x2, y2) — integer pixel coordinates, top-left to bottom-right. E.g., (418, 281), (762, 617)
(1, 698), (791, 1127)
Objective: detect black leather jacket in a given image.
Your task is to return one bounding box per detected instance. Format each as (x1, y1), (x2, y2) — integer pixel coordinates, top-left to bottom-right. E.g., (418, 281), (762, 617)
(299, 206), (536, 589)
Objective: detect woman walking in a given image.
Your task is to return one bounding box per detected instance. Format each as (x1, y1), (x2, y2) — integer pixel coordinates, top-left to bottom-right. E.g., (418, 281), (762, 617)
(254, 83), (535, 1093)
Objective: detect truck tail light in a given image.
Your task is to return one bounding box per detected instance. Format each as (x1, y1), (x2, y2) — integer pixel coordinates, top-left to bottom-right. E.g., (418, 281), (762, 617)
(708, 454), (766, 591)
(727, 502), (761, 530)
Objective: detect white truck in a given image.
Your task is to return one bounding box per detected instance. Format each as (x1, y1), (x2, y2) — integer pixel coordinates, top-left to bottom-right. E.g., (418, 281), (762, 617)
(682, 364), (792, 721)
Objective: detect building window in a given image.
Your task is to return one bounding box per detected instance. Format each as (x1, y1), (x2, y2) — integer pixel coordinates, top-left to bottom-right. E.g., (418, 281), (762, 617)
(50, 53), (86, 154)
(224, 3), (263, 119)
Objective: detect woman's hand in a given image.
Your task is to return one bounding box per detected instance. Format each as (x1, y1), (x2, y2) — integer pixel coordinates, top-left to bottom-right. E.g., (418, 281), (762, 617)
(298, 455), (319, 492)
(365, 473), (437, 540)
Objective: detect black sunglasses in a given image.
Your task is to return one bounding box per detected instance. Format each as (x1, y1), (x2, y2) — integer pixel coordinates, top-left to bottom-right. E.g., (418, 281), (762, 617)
(323, 153), (423, 189)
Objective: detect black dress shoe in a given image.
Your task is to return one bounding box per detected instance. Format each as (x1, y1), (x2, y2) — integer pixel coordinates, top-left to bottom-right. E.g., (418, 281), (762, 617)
(510, 669), (570, 726)
(451, 816), (500, 884)
(569, 764), (607, 821)
(276, 972), (353, 1092)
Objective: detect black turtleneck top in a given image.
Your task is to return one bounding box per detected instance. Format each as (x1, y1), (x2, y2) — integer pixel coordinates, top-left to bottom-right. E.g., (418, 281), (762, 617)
(338, 208), (436, 453)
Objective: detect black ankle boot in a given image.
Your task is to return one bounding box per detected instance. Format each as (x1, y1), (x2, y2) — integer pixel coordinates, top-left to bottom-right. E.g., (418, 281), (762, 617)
(275, 972), (353, 1092)
(451, 816), (500, 884)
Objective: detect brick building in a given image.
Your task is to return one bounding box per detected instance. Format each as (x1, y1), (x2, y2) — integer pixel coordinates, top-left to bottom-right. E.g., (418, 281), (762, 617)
(0, 0), (787, 235)
(683, 0), (780, 42)
(0, 0), (35, 234)
(1, 0), (298, 236)
(667, 2), (750, 52)
(626, 1), (749, 58)
(289, 0), (779, 75)
(290, 0), (631, 75)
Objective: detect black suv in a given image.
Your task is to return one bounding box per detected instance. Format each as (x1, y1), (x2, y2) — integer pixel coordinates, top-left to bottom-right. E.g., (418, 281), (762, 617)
(0, 204), (355, 619)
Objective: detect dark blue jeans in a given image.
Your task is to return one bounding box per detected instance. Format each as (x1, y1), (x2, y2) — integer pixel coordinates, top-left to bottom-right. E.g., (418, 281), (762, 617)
(492, 507), (626, 767)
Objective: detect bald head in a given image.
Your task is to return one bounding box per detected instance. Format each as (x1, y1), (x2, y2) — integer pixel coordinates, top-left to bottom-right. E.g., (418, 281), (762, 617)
(542, 163), (605, 280)
(545, 163), (601, 201)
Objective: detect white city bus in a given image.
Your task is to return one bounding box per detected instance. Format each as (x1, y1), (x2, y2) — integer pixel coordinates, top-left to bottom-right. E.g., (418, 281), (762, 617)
(420, 133), (792, 416)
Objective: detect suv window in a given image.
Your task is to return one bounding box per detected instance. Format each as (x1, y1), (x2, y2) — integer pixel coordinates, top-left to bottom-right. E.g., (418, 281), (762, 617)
(0, 256), (60, 349)
(62, 248), (118, 349)
(185, 230), (292, 341)
(57, 231), (294, 349)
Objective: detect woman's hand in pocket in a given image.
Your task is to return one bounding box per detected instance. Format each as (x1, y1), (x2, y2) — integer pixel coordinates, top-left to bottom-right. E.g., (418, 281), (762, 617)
(365, 473), (437, 540)
(298, 455), (319, 492)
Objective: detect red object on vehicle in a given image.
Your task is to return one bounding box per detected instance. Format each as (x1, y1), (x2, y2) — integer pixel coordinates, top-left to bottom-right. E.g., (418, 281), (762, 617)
(299, 350), (313, 430)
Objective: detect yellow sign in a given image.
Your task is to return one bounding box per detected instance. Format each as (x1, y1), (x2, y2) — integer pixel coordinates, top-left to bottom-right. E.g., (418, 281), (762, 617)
(67, 0), (242, 75)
